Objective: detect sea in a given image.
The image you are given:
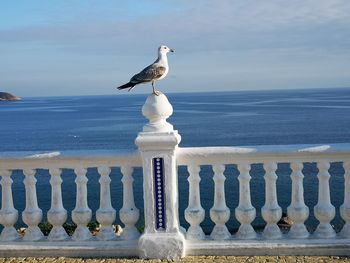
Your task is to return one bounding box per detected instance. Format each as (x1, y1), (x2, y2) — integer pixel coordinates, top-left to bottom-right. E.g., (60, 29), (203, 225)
(1, 87), (350, 233)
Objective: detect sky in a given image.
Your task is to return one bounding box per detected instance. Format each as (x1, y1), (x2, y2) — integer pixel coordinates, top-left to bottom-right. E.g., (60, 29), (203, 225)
(1, 0), (350, 97)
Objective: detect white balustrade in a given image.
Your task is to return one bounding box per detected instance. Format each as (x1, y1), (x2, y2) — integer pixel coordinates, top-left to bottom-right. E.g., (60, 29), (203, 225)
(22, 169), (44, 241)
(235, 163), (256, 239)
(314, 161), (336, 238)
(119, 165), (140, 239)
(72, 167), (93, 241)
(261, 162), (282, 239)
(340, 161), (350, 238)
(48, 168), (69, 240)
(0, 170), (20, 241)
(96, 166), (117, 240)
(184, 165), (205, 240)
(287, 162), (309, 238)
(209, 164), (231, 240)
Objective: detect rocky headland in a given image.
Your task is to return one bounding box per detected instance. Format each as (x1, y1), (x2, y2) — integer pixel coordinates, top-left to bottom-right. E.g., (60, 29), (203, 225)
(0, 92), (21, 101)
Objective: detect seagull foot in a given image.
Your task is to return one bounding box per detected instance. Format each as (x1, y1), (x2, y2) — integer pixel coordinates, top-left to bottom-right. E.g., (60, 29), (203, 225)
(153, 90), (161, 96)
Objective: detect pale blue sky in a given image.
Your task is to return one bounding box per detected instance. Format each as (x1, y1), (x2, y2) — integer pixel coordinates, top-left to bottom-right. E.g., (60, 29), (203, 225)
(1, 0), (350, 96)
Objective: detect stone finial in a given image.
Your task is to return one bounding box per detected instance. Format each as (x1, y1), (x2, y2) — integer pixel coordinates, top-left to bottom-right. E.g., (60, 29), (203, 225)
(142, 93), (174, 132)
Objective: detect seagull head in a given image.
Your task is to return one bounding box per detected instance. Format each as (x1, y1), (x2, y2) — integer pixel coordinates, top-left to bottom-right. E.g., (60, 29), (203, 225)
(159, 45), (174, 54)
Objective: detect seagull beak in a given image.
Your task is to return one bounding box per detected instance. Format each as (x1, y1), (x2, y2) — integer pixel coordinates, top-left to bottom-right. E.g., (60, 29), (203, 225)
(170, 48), (175, 53)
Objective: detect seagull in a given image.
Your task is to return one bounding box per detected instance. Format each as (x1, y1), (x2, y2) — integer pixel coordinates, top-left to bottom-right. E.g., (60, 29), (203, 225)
(117, 45), (174, 95)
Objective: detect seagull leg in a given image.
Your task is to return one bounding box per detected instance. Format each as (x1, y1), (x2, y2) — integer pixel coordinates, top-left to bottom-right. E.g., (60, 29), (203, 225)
(152, 81), (160, 96)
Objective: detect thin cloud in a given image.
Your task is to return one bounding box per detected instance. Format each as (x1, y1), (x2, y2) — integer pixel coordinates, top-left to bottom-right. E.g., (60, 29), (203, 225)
(0, 0), (349, 96)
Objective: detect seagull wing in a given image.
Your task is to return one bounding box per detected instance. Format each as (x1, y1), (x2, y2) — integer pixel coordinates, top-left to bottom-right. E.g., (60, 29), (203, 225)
(130, 64), (166, 84)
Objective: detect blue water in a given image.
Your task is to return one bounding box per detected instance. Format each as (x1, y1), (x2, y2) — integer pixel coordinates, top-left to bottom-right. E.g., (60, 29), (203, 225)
(1, 88), (350, 233)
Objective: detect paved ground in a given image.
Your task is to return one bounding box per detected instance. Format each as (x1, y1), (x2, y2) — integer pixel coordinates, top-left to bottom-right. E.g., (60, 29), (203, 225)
(0, 257), (349, 263)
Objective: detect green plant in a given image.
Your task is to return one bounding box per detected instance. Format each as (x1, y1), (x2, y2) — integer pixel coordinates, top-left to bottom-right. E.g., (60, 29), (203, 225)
(38, 221), (53, 236)
(63, 222), (77, 236)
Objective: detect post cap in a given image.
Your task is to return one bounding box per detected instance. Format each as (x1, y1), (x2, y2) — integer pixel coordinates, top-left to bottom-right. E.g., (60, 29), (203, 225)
(142, 93), (174, 132)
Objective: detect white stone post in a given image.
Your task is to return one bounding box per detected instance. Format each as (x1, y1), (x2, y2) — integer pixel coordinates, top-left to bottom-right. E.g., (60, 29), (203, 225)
(119, 165), (140, 240)
(135, 93), (185, 259)
(340, 161), (350, 238)
(262, 162), (282, 239)
(210, 164), (231, 240)
(72, 167), (93, 241)
(22, 169), (44, 241)
(287, 162), (309, 238)
(235, 163), (257, 239)
(96, 166), (117, 241)
(48, 168), (69, 241)
(184, 165), (205, 240)
(0, 170), (20, 241)
(314, 161), (336, 238)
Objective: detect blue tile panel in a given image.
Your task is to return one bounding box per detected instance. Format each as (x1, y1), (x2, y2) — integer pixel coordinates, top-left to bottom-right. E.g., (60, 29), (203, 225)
(153, 157), (166, 230)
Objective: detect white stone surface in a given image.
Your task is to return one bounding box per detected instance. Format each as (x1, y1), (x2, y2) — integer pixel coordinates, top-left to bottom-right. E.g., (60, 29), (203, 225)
(0, 170), (20, 241)
(235, 163), (257, 239)
(287, 162), (310, 239)
(0, 240), (139, 258)
(22, 169), (44, 241)
(314, 161), (336, 238)
(142, 93), (173, 132)
(138, 232), (185, 259)
(176, 144), (350, 166)
(72, 167), (93, 241)
(186, 238), (350, 256)
(96, 166), (117, 241)
(262, 162), (282, 239)
(340, 161), (350, 238)
(119, 165), (140, 240)
(185, 165), (205, 240)
(136, 93), (185, 258)
(48, 168), (69, 241)
(209, 164), (231, 240)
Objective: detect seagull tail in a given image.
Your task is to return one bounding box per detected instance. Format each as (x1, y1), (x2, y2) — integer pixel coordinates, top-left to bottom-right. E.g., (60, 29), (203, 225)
(117, 82), (135, 90)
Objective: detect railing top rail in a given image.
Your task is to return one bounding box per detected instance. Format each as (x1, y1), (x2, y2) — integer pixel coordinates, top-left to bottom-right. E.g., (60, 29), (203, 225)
(2, 143), (350, 169)
(0, 149), (142, 170)
(176, 143), (350, 165)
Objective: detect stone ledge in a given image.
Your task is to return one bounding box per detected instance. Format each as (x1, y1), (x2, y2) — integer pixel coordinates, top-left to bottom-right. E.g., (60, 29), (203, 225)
(1, 238), (349, 258)
(0, 240), (139, 258)
(187, 238), (350, 256)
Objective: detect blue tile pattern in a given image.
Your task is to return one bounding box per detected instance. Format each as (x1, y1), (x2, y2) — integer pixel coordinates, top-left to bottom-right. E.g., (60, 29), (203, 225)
(153, 157), (166, 230)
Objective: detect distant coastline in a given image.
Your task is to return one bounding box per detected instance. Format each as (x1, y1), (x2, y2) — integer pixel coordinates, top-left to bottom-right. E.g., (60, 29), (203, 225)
(0, 92), (21, 101)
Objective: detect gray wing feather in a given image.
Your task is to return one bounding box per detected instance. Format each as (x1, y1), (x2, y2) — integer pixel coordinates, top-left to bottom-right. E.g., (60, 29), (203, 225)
(130, 65), (166, 84)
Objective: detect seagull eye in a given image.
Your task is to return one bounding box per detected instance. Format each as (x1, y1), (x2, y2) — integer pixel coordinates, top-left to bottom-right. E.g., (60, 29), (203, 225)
(163, 47), (167, 49)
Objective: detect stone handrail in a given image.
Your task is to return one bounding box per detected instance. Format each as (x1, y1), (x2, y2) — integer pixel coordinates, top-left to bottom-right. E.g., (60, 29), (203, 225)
(177, 144), (350, 164)
(0, 150), (141, 170)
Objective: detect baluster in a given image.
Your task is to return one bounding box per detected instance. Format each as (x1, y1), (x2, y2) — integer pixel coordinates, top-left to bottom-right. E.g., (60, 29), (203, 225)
(235, 163), (256, 239)
(185, 165), (205, 240)
(47, 168), (69, 240)
(210, 164), (231, 240)
(314, 161), (336, 238)
(119, 165), (140, 239)
(72, 167), (93, 241)
(287, 162), (309, 238)
(262, 162), (282, 239)
(22, 169), (44, 241)
(340, 161), (350, 238)
(0, 170), (20, 241)
(96, 166), (117, 240)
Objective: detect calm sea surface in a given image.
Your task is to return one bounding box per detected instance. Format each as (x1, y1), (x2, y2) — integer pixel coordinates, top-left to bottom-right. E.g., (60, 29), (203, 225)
(1, 88), (350, 233)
